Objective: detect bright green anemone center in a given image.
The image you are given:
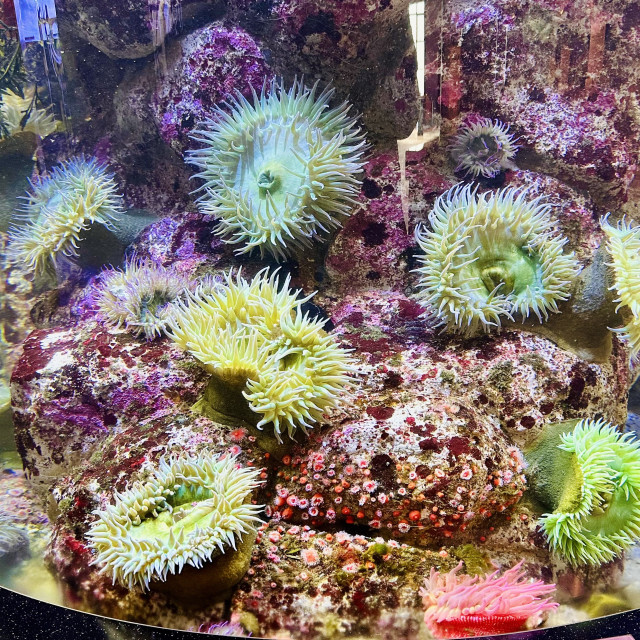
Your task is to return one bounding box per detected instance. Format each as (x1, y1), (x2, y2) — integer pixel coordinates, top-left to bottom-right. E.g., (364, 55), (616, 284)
(138, 291), (173, 323)
(474, 245), (540, 297)
(127, 482), (218, 544)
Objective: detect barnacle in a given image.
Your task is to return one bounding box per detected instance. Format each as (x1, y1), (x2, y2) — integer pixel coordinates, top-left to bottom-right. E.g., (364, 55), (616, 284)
(449, 117), (518, 179)
(167, 269), (354, 442)
(525, 418), (640, 567)
(414, 184), (578, 336)
(601, 216), (640, 360)
(0, 88), (57, 140)
(95, 256), (193, 340)
(188, 78), (366, 260)
(86, 452), (263, 591)
(420, 561), (557, 638)
(7, 156), (124, 275)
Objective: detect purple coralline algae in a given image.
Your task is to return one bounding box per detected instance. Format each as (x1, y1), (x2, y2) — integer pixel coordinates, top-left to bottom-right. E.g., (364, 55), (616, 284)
(152, 25), (272, 152)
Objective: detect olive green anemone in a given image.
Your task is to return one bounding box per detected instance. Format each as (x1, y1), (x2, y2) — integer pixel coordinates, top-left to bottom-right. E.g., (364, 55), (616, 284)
(86, 452), (263, 591)
(414, 184), (578, 336)
(167, 268), (355, 442)
(525, 418), (640, 567)
(188, 78), (366, 260)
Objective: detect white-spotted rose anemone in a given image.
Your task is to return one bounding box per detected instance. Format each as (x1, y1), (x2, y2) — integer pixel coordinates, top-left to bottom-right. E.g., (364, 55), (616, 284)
(188, 79), (366, 260)
(95, 256), (194, 340)
(449, 117), (519, 179)
(600, 215), (640, 360)
(86, 452), (263, 591)
(526, 418), (640, 567)
(7, 156), (124, 275)
(167, 268), (355, 442)
(414, 184), (578, 336)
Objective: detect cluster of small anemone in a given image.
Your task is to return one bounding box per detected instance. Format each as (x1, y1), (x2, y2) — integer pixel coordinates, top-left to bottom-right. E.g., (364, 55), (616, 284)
(449, 117), (519, 180)
(188, 78), (366, 260)
(0, 88), (57, 141)
(532, 418), (640, 567)
(7, 156), (124, 275)
(414, 184), (578, 336)
(167, 268), (355, 442)
(601, 215), (640, 360)
(419, 561), (557, 639)
(86, 452), (263, 591)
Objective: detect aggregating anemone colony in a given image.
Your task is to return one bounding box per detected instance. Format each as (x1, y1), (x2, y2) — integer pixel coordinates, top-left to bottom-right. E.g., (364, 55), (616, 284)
(188, 79), (366, 260)
(4, 2), (640, 639)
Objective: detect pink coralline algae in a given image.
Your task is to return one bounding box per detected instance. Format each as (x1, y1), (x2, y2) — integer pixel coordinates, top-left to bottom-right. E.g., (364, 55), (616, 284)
(153, 25), (272, 151)
(420, 562), (558, 639)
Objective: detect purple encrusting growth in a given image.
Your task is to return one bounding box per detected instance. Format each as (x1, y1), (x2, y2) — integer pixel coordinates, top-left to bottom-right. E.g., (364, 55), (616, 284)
(152, 25), (272, 151)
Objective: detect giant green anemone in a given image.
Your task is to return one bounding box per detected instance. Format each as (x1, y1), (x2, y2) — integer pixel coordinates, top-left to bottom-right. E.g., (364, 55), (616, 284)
(188, 79), (366, 260)
(414, 184), (578, 336)
(7, 156), (124, 275)
(601, 216), (640, 360)
(167, 268), (355, 442)
(525, 418), (640, 567)
(86, 452), (263, 591)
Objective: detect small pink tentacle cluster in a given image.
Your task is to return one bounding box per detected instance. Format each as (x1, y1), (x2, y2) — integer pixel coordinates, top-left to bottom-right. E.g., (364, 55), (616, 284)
(420, 561), (558, 638)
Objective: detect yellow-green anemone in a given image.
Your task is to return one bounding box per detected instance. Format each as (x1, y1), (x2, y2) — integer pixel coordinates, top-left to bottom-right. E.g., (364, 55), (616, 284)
(414, 184), (578, 336)
(7, 156), (124, 275)
(167, 268), (355, 442)
(188, 79), (366, 260)
(526, 418), (640, 567)
(86, 452), (263, 591)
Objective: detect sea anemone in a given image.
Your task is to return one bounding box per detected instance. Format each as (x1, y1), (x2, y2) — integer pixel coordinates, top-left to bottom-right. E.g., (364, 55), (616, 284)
(414, 184), (578, 336)
(199, 621), (251, 637)
(526, 418), (640, 567)
(7, 156), (124, 275)
(449, 117), (518, 179)
(420, 561), (557, 639)
(188, 78), (366, 260)
(167, 268), (354, 442)
(0, 88), (57, 140)
(86, 451), (263, 591)
(95, 256), (194, 340)
(601, 216), (640, 360)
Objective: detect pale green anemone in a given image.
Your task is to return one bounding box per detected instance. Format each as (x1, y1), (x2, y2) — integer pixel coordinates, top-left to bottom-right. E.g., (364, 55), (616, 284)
(414, 184), (578, 336)
(167, 268), (355, 442)
(525, 418), (640, 567)
(188, 79), (366, 260)
(86, 452), (263, 591)
(7, 156), (124, 275)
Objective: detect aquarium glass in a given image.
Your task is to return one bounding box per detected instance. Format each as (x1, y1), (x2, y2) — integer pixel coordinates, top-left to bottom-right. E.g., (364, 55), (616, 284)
(1, 0), (640, 638)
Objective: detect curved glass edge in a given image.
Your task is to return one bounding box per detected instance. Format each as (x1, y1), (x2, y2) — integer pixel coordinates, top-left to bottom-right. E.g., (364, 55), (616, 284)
(0, 586), (639, 640)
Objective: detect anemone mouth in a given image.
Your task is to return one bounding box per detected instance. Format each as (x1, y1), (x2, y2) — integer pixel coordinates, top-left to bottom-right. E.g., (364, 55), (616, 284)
(188, 78), (366, 260)
(414, 184), (577, 336)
